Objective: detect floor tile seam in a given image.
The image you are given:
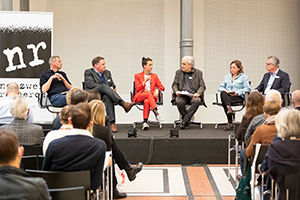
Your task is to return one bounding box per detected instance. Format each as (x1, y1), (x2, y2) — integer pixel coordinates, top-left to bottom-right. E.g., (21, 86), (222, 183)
(181, 166), (194, 200)
(204, 165), (223, 200)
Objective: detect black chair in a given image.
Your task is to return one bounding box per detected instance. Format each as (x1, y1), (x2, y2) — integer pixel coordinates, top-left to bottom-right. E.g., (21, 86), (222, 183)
(171, 93), (206, 128)
(49, 186), (86, 200)
(212, 91), (250, 129)
(26, 170), (92, 200)
(38, 92), (63, 115)
(130, 81), (163, 128)
(23, 145), (43, 156)
(285, 168), (300, 200)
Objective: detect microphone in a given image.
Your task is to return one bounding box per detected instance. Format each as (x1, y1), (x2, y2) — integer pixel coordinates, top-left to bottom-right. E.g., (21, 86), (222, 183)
(148, 72), (151, 85)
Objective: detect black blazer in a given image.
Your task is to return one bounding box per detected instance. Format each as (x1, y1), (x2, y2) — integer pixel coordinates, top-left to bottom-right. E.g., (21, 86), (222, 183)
(255, 69), (290, 94)
(84, 68), (116, 91)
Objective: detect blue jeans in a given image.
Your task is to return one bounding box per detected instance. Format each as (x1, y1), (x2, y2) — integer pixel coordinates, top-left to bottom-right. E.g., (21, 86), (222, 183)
(240, 149), (246, 174)
(50, 93), (67, 107)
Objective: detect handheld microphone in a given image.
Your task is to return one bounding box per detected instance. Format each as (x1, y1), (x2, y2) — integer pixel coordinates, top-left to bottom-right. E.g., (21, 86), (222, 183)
(149, 72), (151, 84)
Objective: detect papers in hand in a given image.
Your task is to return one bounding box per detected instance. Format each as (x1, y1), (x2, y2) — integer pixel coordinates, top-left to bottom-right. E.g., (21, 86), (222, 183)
(176, 91), (194, 97)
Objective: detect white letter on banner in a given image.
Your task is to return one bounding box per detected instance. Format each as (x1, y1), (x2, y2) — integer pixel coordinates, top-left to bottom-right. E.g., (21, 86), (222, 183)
(3, 47), (27, 72)
(27, 41), (47, 67)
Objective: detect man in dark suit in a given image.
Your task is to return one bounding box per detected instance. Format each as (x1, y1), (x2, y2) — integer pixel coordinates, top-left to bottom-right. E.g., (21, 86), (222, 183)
(255, 55), (290, 96)
(43, 102), (106, 192)
(0, 95), (44, 146)
(171, 56), (206, 129)
(84, 56), (134, 133)
(292, 90), (300, 111)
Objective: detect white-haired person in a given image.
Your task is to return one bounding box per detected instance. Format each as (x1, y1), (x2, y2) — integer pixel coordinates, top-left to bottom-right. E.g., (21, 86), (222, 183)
(0, 95), (44, 146)
(267, 108), (300, 200)
(171, 56), (206, 129)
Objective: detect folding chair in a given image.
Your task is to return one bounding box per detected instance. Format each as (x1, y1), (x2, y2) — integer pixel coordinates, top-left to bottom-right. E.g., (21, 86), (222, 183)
(102, 151), (113, 200)
(23, 145), (43, 156)
(130, 81), (163, 129)
(49, 186), (85, 200)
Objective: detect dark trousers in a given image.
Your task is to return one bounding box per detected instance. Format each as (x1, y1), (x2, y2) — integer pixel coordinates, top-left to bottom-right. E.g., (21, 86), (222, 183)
(94, 84), (124, 123)
(176, 96), (201, 122)
(220, 91), (244, 121)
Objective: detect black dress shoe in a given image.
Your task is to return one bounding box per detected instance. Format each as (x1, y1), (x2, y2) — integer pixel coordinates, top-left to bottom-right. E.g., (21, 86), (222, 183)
(113, 189), (127, 199)
(125, 162), (143, 181)
(179, 120), (187, 129)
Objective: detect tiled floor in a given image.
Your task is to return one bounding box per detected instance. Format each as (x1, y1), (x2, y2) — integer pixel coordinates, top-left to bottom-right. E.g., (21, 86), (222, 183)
(119, 165), (238, 200)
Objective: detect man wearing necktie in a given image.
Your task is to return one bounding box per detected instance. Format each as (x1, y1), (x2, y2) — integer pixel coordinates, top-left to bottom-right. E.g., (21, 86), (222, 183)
(84, 56), (134, 133)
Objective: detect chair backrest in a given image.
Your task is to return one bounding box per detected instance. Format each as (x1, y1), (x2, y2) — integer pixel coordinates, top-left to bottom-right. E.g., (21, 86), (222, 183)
(38, 92), (51, 108)
(25, 170), (91, 191)
(82, 82), (85, 90)
(131, 81), (163, 104)
(49, 186), (85, 200)
(285, 168), (300, 200)
(253, 144), (269, 173)
(23, 145), (43, 156)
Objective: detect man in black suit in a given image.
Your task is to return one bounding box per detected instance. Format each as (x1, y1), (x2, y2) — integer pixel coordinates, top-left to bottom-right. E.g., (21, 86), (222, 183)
(255, 55), (290, 96)
(292, 90), (300, 111)
(84, 56), (134, 133)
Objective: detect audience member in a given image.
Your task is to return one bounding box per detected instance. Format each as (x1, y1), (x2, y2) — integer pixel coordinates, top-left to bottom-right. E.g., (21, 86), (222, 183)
(43, 103), (106, 191)
(245, 101), (281, 158)
(255, 55), (290, 96)
(235, 91), (264, 141)
(89, 100), (143, 199)
(52, 88), (88, 130)
(0, 129), (51, 199)
(218, 60), (251, 130)
(0, 95), (44, 146)
(133, 57), (165, 130)
(43, 105), (74, 155)
(267, 109), (300, 200)
(40, 56), (72, 106)
(291, 89), (300, 111)
(0, 82), (34, 124)
(87, 90), (101, 103)
(84, 56), (135, 133)
(244, 89), (282, 144)
(171, 56), (206, 129)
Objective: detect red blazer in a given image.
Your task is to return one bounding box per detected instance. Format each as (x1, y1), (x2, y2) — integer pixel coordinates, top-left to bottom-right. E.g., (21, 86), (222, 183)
(133, 72), (165, 102)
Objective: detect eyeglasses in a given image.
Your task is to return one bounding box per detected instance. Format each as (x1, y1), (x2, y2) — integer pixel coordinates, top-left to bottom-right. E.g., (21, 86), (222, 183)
(266, 63), (273, 66)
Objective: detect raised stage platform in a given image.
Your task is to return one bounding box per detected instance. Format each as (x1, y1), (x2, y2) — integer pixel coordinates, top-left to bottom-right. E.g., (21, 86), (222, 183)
(113, 123), (235, 165)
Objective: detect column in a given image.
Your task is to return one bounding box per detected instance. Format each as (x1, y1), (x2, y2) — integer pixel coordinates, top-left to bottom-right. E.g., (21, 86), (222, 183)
(180, 0), (193, 59)
(20, 0), (29, 11)
(2, 0), (13, 11)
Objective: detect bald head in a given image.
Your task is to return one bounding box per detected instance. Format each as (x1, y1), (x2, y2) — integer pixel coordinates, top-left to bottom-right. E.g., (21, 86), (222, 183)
(292, 90), (300, 107)
(265, 89), (282, 105)
(6, 83), (19, 97)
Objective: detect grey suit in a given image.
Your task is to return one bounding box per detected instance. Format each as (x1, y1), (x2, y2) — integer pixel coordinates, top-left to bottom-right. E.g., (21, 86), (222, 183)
(84, 68), (123, 123)
(171, 68), (206, 122)
(0, 119), (44, 146)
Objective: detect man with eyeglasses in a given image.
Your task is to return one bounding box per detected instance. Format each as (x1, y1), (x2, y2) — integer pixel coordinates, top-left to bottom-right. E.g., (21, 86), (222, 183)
(255, 55), (290, 96)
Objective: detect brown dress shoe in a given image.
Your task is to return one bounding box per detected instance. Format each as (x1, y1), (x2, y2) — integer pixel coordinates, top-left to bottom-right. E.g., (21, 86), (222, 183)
(123, 102), (134, 113)
(111, 124), (118, 133)
(226, 105), (235, 116)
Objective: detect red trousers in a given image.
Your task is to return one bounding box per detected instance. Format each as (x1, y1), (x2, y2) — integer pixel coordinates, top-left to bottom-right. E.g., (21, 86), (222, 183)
(133, 91), (157, 119)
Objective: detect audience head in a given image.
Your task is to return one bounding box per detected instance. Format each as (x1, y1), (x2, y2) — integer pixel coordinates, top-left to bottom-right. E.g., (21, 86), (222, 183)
(292, 90), (300, 107)
(0, 130), (23, 167)
(89, 100), (106, 126)
(6, 82), (20, 96)
(70, 89), (89, 105)
(60, 105), (75, 125)
(10, 95), (29, 120)
(70, 103), (92, 130)
(263, 101), (281, 117)
(276, 108), (300, 138)
(92, 56), (106, 73)
(87, 90), (101, 103)
(245, 91), (265, 122)
(66, 87), (79, 105)
(181, 56), (194, 73)
(265, 89), (282, 105)
(230, 60), (244, 75)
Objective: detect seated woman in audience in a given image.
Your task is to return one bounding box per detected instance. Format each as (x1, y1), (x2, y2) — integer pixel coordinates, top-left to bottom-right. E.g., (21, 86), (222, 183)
(218, 60), (251, 130)
(133, 57), (165, 130)
(43, 105), (74, 155)
(235, 91), (264, 141)
(245, 101), (281, 158)
(267, 108), (300, 200)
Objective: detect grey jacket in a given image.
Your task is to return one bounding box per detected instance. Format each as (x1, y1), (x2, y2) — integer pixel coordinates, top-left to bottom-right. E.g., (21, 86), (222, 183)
(84, 68), (116, 90)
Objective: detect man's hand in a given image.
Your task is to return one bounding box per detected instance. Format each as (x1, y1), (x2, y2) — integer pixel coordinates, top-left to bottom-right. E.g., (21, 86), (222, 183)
(193, 93), (200, 98)
(176, 91), (182, 97)
(54, 73), (64, 81)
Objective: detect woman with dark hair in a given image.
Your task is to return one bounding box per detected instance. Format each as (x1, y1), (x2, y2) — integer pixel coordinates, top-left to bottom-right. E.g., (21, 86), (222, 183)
(133, 57), (165, 130)
(219, 60), (251, 130)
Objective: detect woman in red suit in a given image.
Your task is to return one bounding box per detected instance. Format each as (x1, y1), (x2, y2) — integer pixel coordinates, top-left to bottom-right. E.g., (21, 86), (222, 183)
(133, 57), (165, 130)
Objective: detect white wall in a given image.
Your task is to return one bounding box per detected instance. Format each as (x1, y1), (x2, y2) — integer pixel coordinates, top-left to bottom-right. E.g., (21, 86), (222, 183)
(21, 0), (300, 124)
